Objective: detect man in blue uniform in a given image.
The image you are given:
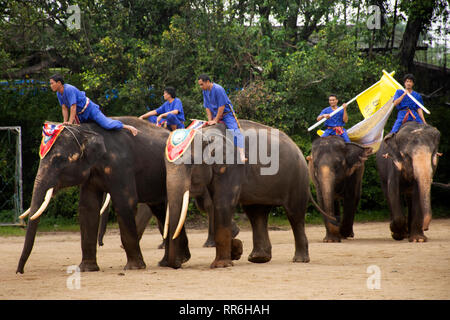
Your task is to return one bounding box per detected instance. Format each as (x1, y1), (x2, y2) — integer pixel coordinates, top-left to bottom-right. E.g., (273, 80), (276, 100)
(316, 94), (350, 143)
(389, 74), (427, 134)
(49, 74), (138, 135)
(139, 87), (185, 131)
(197, 74), (247, 163)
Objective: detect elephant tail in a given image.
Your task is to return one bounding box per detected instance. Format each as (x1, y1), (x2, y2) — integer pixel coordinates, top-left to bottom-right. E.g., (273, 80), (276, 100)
(308, 189), (339, 226)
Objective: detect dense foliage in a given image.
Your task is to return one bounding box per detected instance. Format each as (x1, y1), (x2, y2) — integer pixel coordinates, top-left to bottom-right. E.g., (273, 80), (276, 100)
(0, 0), (448, 222)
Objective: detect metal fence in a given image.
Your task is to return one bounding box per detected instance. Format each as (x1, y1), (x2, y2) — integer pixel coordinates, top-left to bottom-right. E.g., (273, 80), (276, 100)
(0, 126), (23, 226)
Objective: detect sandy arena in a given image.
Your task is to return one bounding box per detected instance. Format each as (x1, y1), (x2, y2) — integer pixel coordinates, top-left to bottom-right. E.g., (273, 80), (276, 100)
(1, 219), (449, 300)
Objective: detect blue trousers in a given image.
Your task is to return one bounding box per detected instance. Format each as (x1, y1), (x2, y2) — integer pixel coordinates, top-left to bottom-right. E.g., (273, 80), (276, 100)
(321, 127), (350, 143)
(148, 113), (184, 130)
(78, 101), (123, 130)
(390, 109), (423, 133)
(221, 113), (244, 148)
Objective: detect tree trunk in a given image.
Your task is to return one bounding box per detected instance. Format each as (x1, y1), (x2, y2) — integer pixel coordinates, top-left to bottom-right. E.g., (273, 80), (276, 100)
(398, 0), (437, 71)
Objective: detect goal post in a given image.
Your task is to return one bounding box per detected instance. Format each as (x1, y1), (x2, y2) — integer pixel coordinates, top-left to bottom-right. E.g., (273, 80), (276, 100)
(0, 126), (24, 226)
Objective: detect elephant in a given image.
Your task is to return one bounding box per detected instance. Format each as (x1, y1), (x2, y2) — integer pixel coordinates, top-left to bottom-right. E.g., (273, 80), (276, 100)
(376, 121), (441, 242)
(163, 120), (337, 269)
(306, 137), (373, 242)
(16, 117), (191, 273)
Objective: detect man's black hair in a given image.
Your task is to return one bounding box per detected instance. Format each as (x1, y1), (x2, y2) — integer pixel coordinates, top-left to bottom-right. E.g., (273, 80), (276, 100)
(50, 74), (64, 84)
(164, 86), (176, 99)
(403, 73), (416, 83)
(198, 74), (211, 82)
(329, 94), (338, 99)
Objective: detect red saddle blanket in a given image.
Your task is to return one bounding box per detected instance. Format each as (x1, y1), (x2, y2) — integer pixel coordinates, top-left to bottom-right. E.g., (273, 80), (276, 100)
(165, 120), (207, 162)
(39, 123), (64, 159)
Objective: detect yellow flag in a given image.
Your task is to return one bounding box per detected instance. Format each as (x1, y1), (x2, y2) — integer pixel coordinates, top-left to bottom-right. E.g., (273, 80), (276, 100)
(356, 73), (399, 118)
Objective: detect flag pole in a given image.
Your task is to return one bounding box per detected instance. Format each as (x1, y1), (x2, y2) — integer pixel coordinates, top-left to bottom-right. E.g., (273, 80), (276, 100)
(382, 69), (430, 114)
(307, 71), (395, 132)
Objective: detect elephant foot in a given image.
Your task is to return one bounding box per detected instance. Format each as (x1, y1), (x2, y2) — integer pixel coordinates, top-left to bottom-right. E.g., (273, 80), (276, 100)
(409, 234), (428, 243)
(124, 259), (146, 270)
(391, 231), (407, 241)
(79, 260), (100, 272)
(323, 234), (341, 243)
(203, 237), (216, 248)
(293, 252), (310, 263)
(210, 259), (233, 268)
(340, 229), (354, 239)
(231, 239), (243, 260)
(248, 248), (272, 263)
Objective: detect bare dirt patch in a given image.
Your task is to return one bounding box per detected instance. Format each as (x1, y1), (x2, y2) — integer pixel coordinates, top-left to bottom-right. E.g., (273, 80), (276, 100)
(1, 219), (449, 300)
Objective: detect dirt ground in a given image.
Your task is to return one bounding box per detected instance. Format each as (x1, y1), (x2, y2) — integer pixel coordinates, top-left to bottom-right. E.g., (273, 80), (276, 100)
(1, 219), (449, 300)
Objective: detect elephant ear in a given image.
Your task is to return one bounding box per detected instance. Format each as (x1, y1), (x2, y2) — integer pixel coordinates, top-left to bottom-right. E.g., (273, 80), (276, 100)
(80, 130), (107, 166)
(345, 143), (372, 176)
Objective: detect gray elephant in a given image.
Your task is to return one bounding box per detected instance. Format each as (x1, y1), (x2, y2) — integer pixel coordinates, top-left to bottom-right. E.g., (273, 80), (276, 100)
(163, 120), (337, 269)
(376, 122), (441, 242)
(307, 137), (372, 242)
(16, 117), (191, 273)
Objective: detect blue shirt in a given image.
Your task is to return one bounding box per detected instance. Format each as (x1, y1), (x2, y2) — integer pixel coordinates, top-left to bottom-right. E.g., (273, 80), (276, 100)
(202, 83), (233, 118)
(156, 98), (185, 122)
(393, 89), (423, 112)
(319, 106), (346, 127)
(56, 84), (88, 114)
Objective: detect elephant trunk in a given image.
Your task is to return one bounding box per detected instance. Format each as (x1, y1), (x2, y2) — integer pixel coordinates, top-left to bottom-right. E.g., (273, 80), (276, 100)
(16, 173), (55, 274)
(318, 165), (339, 234)
(412, 148), (433, 230)
(166, 164), (191, 268)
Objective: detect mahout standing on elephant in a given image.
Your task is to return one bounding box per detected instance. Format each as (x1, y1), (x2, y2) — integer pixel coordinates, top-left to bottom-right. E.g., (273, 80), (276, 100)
(376, 121), (441, 242)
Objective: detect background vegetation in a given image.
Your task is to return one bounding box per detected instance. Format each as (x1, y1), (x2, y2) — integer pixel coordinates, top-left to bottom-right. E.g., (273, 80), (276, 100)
(0, 0), (448, 227)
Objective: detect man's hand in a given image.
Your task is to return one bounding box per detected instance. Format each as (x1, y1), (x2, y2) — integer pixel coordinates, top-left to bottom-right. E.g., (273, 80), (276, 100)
(123, 125), (138, 136)
(324, 114), (331, 119)
(342, 103), (348, 109)
(207, 119), (218, 126)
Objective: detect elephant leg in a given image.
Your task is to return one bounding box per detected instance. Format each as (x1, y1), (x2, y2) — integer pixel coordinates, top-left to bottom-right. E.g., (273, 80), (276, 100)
(111, 192), (146, 270)
(384, 170), (407, 240)
(285, 201), (310, 263)
(98, 207), (110, 246)
(195, 192), (216, 248)
(147, 203), (166, 249)
(210, 185), (242, 268)
(135, 203), (153, 242)
(243, 204), (272, 263)
(78, 183), (102, 272)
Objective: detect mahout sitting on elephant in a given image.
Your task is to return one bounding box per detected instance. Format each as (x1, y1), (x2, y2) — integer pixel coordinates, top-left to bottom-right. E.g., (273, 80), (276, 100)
(376, 121), (441, 242)
(16, 117), (191, 273)
(307, 136), (372, 242)
(163, 120), (337, 269)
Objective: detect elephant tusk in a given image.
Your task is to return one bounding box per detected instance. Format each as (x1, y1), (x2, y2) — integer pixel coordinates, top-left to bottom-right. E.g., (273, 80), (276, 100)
(163, 205), (170, 239)
(172, 191), (190, 240)
(99, 193), (111, 215)
(19, 208), (31, 219)
(30, 188), (54, 220)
